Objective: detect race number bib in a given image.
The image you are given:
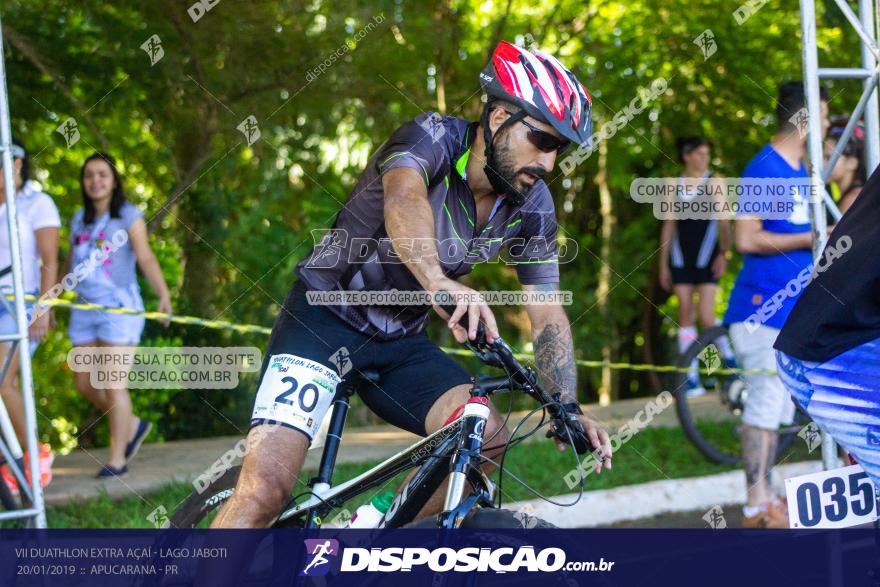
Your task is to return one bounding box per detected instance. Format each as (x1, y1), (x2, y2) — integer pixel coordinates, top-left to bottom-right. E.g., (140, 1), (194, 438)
(785, 464), (879, 529)
(252, 354), (340, 440)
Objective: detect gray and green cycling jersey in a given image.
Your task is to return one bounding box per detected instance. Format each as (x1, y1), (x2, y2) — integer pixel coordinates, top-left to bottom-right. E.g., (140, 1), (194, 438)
(295, 112), (559, 340)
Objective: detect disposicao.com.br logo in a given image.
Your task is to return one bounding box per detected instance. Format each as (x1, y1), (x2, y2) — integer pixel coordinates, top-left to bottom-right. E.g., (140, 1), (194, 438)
(300, 541), (615, 574)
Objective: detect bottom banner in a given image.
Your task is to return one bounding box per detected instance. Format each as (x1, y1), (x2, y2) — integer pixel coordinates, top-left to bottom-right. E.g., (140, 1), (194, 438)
(0, 528), (878, 586)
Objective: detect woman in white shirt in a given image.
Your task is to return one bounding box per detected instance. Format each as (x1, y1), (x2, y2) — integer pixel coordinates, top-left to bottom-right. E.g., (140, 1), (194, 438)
(0, 141), (60, 450)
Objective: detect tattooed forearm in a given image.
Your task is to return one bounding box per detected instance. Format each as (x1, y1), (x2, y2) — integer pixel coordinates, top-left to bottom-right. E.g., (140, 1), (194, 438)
(534, 322), (577, 402)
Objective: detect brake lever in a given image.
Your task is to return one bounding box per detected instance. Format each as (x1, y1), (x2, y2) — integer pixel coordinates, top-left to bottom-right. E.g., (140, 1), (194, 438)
(546, 408), (593, 455)
(464, 338), (506, 368)
(435, 291), (592, 455)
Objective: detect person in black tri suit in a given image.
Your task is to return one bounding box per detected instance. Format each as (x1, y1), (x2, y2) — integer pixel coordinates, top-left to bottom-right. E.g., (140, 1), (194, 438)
(659, 136), (734, 396)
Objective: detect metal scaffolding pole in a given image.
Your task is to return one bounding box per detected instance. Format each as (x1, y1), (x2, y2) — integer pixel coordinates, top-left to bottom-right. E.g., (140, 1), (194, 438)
(0, 6), (46, 527)
(800, 0), (880, 475)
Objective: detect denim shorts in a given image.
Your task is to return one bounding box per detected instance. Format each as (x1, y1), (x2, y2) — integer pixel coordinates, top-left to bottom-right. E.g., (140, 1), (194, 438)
(68, 287), (145, 346)
(776, 339), (880, 490)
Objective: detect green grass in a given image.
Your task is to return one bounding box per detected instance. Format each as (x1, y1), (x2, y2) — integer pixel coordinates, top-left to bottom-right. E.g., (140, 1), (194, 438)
(38, 421), (815, 528)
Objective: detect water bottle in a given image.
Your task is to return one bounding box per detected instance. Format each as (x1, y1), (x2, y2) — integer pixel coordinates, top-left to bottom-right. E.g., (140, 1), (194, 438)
(343, 490), (395, 528)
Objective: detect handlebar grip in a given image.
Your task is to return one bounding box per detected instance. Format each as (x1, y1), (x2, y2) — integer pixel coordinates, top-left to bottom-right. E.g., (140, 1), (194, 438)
(548, 416), (593, 455)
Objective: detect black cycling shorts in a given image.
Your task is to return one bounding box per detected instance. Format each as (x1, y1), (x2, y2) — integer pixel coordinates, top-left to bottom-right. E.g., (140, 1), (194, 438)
(250, 281), (472, 438)
(670, 263), (717, 285)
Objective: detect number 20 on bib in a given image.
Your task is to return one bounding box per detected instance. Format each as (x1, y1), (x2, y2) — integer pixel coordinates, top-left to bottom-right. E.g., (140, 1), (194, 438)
(252, 354), (340, 440)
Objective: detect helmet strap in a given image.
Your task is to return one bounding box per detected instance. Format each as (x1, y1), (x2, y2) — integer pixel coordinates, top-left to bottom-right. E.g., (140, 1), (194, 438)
(481, 103), (527, 201)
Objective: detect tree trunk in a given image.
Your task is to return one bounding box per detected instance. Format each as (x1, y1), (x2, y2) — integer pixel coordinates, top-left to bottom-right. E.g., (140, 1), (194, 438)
(179, 190), (220, 321)
(595, 139), (617, 405)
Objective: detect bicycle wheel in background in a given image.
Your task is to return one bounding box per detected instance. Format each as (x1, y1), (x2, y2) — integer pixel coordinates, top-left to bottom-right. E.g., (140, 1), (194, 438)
(674, 325), (808, 465)
(171, 465), (312, 529)
(171, 466), (241, 528)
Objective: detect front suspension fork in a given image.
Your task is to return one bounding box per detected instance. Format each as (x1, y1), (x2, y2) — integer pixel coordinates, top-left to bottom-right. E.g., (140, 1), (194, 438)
(441, 396), (492, 526)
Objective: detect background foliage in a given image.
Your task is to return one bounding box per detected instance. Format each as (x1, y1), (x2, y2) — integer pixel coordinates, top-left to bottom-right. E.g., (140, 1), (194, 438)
(0, 0), (861, 450)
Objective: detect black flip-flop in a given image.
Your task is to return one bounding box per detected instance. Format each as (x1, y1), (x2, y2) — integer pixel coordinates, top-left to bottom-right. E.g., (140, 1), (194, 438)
(96, 464), (128, 478)
(125, 419), (152, 461)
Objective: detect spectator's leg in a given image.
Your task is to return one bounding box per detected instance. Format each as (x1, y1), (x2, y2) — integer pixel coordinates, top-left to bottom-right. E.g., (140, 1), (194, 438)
(696, 283), (717, 330)
(695, 283), (737, 362)
(741, 425), (776, 506)
(0, 343), (25, 446)
(675, 285), (702, 388)
(71, 342), (113, 428)
(730, 323), (789, 509)
(95, 341), (136, 469)
(674, 284), (696, 330)
(73, 367), (109, 411)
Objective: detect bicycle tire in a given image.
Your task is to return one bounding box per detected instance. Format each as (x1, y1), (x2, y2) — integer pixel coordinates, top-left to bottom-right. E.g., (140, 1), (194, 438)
(675, 326), (808, 465)
(171, 465), (314, 528)
(171, 465), (241, 528)
(403, 507), (556, 529)
(0, 476), (20, 514)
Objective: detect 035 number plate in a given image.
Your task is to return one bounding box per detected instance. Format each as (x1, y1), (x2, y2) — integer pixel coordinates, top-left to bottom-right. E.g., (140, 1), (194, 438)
(785, 464), (879, 529)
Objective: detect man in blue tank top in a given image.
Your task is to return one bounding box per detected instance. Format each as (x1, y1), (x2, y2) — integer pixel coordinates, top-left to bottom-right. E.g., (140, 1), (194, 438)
(723, 81), (829, 528)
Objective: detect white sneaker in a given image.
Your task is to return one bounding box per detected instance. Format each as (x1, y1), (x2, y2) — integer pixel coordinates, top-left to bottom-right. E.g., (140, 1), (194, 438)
(685, 378), (706, 398)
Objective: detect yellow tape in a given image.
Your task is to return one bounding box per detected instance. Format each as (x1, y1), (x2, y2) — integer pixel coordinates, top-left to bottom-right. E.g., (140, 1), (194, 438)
(15, 295), (777, 376)
(17, 294), (271, 336)
(441, 348), (776, 376)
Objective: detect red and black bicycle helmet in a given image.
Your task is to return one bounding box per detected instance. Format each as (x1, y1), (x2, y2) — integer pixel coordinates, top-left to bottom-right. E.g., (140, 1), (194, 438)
(480, 40), (593, 146)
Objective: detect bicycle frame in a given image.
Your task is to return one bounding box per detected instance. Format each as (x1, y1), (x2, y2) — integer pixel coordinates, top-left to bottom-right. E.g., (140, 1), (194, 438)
(271, 373), (511, 529)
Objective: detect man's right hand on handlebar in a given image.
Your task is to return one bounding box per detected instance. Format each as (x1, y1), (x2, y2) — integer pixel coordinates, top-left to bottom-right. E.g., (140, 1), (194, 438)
(429, 277), (499, 344)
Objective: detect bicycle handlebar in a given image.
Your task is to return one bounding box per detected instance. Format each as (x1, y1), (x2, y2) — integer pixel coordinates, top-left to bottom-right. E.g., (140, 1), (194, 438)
(437, 293), (593, 455)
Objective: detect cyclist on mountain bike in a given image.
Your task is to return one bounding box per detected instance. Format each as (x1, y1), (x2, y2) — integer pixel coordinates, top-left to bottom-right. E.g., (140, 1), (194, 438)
(212, 41), (613, 528)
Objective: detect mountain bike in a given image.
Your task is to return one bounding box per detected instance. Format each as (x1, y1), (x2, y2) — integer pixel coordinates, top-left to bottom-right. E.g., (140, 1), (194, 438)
(171, 303), (594, 529)
(674, 325), (809, 465)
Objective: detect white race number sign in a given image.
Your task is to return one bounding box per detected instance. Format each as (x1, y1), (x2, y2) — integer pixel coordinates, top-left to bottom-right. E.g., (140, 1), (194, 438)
(252, 354), (340, 440)
(785, 464), (878, 529)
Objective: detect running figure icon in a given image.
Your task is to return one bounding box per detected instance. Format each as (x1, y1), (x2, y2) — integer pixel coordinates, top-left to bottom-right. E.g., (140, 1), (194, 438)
(301, 539), (336, 576)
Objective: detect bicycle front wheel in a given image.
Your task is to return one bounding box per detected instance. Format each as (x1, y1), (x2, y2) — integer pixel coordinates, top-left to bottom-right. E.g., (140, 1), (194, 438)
(404, 507), (556, 528)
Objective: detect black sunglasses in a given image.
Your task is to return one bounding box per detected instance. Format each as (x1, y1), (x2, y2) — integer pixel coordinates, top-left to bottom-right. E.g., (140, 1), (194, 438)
(517, 117), (571, 154)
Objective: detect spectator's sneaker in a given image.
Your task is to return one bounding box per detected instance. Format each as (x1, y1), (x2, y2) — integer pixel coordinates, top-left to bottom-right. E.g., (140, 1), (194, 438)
(771, 496), (789, 517)
(125, 419), (152, 461)
(685, 377), (706, 398)
(742, 501), (790, 528)
(96, 464), (128, 479)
